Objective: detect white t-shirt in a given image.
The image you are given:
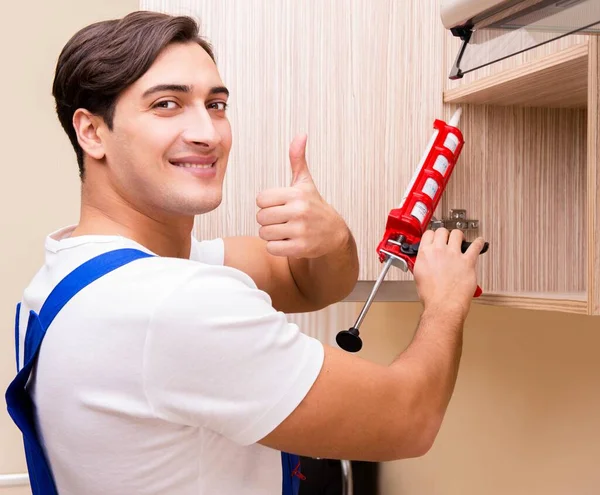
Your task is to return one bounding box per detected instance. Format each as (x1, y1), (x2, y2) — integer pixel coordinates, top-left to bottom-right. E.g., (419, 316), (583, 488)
(16, 226), (325, 495)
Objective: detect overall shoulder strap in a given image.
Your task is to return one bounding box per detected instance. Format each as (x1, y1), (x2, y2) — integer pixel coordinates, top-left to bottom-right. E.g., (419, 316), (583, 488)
(23, 248), (154, 366)
(7, 248), (153, 495)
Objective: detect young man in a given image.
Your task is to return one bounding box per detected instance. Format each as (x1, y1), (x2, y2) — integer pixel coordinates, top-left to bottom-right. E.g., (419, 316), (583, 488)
(7, 10), (485, 495)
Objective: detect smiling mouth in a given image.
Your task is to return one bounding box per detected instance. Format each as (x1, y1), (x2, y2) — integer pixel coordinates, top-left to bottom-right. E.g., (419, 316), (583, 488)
(169, 160), (216, 169)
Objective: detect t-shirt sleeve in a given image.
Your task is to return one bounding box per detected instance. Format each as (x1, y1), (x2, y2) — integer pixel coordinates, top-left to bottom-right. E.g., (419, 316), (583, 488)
(189, 237), (224, 266)
(142, 264), (325, 446)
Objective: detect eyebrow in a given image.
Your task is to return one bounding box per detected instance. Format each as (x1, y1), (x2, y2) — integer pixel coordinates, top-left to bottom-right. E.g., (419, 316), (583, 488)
(142, 84), (230, 98)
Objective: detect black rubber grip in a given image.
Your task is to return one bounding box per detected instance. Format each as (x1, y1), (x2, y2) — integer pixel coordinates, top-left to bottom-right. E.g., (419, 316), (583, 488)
(461, 240), (489, 254)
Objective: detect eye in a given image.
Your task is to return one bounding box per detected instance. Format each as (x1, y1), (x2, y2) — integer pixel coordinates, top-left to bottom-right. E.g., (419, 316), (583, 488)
(152, 100), (179, 110)
(207, 101), (228, 111)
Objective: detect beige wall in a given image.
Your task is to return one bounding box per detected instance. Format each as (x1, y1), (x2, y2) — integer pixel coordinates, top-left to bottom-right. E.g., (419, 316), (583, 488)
(0, 1), (138, 493)
(358, 303), (600, 495)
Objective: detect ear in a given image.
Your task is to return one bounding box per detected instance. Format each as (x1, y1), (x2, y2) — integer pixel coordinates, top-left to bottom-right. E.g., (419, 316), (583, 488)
(72, 109), (106, 161)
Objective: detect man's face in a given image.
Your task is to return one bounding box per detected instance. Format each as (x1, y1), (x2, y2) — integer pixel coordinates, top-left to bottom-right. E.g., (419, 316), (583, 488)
(99, 41), (232, 217)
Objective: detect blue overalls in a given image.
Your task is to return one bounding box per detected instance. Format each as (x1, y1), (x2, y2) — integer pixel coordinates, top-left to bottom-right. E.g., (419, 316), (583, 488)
(5, 248), (303, 495)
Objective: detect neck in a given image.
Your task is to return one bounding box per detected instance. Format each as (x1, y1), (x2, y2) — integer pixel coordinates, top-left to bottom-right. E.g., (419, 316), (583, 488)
(72, 181), (194, 259)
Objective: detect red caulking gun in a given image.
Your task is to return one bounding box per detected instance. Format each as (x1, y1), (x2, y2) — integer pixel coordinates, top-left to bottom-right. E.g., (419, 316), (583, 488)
(336, 108), (489, 353)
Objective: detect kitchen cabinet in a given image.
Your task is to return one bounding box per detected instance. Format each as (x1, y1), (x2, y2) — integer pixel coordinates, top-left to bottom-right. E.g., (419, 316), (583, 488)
(442, 35), (600, 315)
(143, 0), (599, 316)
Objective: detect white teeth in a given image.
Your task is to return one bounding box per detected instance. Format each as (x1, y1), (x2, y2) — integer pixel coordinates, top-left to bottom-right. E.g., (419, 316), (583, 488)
(172, 162), (214, 169)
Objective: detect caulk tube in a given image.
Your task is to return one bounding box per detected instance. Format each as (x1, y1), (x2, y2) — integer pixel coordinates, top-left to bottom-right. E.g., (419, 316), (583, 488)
(443, 107), (462, 152)
(397, 127), (439, 209)
(397, 108), (462, 209)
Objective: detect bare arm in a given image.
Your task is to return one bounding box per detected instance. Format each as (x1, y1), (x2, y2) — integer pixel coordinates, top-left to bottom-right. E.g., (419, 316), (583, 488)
(286, 226), (359, 309)
(259, 228), (484, 461)
(223, 232), (357, 314)
(224, 134), (360, 313)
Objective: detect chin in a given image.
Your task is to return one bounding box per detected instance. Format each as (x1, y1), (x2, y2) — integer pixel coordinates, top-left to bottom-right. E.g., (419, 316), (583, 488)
(158, 185), (223, 217)
(189, 195), (223, 215)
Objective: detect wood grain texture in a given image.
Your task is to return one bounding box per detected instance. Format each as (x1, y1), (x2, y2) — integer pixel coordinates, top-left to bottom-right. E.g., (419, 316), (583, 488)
(444, 43), (589, 108)
(140, 1), (595, 311)
(442, 104), (587, 296)
(140, 0), (448, 282)
(286, 302), (361, 345)
(475, 292), (588, 314)
(443, 11), (594, 310)
(587, 36), (600, 315)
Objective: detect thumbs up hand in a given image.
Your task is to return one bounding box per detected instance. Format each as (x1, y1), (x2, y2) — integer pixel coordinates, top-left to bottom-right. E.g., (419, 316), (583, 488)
(256, 134), (349, 259)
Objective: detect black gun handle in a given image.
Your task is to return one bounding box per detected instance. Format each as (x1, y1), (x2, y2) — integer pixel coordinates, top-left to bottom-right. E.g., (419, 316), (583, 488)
(402, 239), (489, 256)
(461, 240), (489, 254)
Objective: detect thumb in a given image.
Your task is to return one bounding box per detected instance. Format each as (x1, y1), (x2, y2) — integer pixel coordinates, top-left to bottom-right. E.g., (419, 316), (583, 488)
(289, 134), (312, 186)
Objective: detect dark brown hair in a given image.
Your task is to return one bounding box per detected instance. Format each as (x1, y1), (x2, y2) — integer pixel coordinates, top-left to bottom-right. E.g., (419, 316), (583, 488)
(52, 11), (215, 178)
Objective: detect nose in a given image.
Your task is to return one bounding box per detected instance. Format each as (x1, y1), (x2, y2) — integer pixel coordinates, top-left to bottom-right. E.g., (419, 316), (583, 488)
(181, 106), (222, 149)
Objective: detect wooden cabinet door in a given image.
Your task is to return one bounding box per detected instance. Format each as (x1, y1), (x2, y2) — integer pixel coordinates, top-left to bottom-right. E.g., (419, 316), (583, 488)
(142, 0), (449, 281)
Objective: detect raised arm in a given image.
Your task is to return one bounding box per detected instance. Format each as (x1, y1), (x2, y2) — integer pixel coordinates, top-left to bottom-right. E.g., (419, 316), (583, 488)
(259, 229), (484, 461)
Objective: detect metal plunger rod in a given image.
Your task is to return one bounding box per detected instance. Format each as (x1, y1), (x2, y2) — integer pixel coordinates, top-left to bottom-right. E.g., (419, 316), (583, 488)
(335, 255), (395, 353)
(351, 256), (394, 331)
(340, 459), (354, 495)
(336, 236), (405, 352)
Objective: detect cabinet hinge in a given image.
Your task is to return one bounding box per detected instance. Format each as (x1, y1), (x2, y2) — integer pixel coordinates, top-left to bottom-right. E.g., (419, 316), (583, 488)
(430, 209), (480, 231)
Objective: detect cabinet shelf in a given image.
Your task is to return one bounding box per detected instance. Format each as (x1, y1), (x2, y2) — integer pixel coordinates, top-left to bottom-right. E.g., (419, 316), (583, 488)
(476, 292), (588, 314)
(344, 284), (587, 315)
(443, 43), (589, 108)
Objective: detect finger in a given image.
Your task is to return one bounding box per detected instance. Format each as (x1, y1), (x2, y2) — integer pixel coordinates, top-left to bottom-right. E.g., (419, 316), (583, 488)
(433, 227), (450, 246)
(289, 134), (313, 186)
(258, 224), (295, 242)
(256, 205), (293, 226)
(448, 229), (465, 252)
(265, 240), (301, 258)
(256, 187), (300, 209)
(420, 229), (435, 245)
(465, 237), (486, 263)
